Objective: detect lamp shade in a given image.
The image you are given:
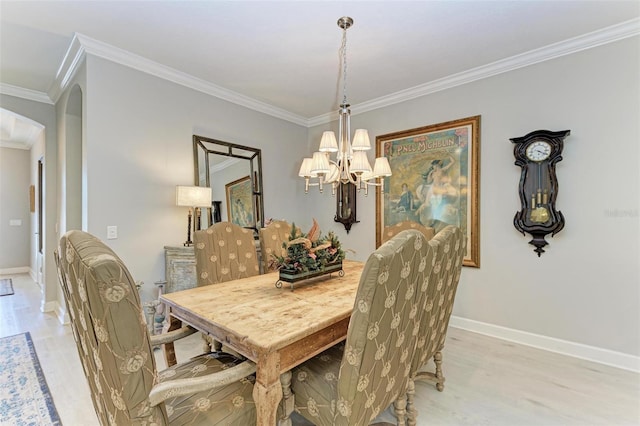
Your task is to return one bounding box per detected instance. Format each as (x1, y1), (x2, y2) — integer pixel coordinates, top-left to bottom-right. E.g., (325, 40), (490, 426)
(372, 157), (392, 177)
(318, 131), (339, 152)
(176, 186), (212, 207)
(310, 152), (330, 175)
(298, 158), (315, 177)
(349, 151), (372, 174)
(351, 129), (371, 151)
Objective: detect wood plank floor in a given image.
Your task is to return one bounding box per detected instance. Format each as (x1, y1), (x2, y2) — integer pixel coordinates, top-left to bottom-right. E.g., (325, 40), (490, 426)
(1, 273), (638, 425)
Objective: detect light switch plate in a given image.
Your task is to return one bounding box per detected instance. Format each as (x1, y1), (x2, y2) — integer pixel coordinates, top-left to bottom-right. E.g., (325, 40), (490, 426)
(9, 219), (22, 226)
(107, 226), (118, 239)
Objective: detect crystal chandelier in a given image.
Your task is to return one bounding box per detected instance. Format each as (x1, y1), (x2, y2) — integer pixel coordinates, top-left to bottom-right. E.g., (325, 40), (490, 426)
(298, 16), (392, 196)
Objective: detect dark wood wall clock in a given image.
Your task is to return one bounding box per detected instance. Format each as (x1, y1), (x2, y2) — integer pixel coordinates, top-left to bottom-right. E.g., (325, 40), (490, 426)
(511, 129), (570, 256)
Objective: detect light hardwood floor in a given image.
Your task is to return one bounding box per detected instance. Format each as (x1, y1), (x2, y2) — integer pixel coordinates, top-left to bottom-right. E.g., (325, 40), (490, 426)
(1, 273), (638, 425)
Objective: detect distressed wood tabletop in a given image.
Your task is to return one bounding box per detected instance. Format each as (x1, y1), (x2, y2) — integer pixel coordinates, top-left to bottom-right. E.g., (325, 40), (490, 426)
(160, 259), (364, 426)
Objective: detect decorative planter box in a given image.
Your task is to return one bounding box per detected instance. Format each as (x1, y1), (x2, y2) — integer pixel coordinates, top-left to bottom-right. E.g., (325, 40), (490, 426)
(276, 262), (344, 290)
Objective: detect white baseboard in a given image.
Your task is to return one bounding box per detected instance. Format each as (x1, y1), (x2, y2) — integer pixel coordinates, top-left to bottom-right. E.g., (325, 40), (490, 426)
(42, 299), (69, 324)
(41, 299), (57, 313)
(0, 266), (30, 275)
(449, 315), (640, 373)
(56, 301), (70, 325)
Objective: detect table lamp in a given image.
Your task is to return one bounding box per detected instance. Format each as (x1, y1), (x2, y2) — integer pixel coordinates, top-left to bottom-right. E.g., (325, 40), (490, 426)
(176, 185), (212, 246)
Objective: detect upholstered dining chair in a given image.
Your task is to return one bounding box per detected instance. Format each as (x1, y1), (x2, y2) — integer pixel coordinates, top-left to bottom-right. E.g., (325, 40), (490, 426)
(405, 225), (465, 425)
(381, 220), (435, 245)
(54, 230), (257, 425)
(289, 229), (435, 426)
(193, 221), (260, 286)
(259, 220), (295, 272)
(193, 222), (260, 351)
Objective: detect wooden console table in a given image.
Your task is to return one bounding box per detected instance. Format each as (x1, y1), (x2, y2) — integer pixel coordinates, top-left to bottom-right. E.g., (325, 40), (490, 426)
(164, 245), (197, 293)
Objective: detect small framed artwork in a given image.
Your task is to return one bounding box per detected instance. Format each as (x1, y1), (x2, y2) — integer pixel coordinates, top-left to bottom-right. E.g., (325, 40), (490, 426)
(225, 175), (255, 228)
(29, 185), (35, 212)
(375, 115), (481, 267)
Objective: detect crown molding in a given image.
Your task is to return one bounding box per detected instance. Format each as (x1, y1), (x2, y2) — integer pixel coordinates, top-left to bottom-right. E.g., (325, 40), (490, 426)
(70, 34), (309, 127)
(48, 34), (86, 104)
(309, 17), (640, 126)
(0, 83), (53, 105)
(5, 18), (638, 127)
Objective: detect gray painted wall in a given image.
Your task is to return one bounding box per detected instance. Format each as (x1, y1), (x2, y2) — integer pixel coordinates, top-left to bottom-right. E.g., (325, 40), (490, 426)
(0, 96), (58, 307)
(81, 56), (309, 303)
(1, 34), (637, 362)
(0, 147), (30, 268)
(307, 36), (640, 357)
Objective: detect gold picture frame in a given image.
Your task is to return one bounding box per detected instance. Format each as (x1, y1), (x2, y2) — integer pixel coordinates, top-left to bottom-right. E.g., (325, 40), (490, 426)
(375, 116), (481, 267)
(225, 175), (255, 229)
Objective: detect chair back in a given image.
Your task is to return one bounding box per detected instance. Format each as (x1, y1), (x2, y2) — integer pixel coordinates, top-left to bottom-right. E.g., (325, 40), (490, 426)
(335, 229), (434, 425)
(381, 220), (435, 244)
(411, 225), (465, 375)
(259, 220), (294, 272)
(193, 222), (260, 286)
(54, 230), (166, 425)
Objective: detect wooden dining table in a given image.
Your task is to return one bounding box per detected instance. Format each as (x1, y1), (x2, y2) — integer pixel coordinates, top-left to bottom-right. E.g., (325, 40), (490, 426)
(160, 259), (365, 426)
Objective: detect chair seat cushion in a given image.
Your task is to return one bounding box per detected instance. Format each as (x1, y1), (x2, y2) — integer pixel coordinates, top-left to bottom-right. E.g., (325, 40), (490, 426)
(291, 343), (344, 426)
(161, 352), (256, 426)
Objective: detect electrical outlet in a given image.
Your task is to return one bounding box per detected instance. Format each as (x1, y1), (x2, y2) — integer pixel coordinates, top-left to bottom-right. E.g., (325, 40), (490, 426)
(107, 226), (118, 240)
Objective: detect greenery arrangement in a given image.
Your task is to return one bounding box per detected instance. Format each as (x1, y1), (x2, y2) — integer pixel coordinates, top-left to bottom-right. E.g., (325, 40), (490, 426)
(272, 219), (345, 274)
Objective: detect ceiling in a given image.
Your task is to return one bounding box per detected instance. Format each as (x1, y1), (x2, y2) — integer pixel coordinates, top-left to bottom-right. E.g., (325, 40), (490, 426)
(1, 1), (639, 148)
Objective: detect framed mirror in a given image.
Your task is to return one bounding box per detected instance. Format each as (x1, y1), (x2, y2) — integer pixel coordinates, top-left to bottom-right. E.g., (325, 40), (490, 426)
(193, 135), (264, 234)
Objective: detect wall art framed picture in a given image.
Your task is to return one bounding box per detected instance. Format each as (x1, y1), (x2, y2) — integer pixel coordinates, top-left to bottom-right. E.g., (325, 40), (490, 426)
(375, 115), (480, 267)
(225, 175), (255, 228)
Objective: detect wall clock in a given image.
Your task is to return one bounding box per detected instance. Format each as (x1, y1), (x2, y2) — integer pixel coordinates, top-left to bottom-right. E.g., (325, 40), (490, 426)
(511, 129), (570, 256)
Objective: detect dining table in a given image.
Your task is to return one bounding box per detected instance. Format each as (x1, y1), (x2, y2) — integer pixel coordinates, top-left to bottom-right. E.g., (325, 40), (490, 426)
(160, 259), (365, 426)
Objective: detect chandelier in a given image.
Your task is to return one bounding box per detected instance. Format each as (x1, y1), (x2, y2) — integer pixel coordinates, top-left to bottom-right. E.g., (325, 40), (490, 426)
(298, 16), (392, 196)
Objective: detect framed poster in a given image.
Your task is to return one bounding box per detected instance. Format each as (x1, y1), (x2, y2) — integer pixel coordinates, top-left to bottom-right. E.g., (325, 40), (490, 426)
(225, 175), (255, 228)
(375, 115), (480, 267)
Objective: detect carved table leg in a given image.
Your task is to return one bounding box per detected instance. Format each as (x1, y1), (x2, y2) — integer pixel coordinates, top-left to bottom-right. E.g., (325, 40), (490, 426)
(163, 316), (182, 367)
(278, 371), (294, 426)
(253, 352), (283, 426)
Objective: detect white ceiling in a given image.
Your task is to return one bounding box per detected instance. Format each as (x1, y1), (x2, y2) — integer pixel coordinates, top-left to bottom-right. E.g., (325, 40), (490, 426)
(1, 1), (639, 148)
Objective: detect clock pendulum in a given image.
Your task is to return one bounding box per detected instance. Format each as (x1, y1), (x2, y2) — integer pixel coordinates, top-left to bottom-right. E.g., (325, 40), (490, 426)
(530, 162), (550, 223)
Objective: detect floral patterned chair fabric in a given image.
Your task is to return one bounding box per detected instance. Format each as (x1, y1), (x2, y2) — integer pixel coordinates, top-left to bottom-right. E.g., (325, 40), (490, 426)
(193, 222), (260, 286)
(193, 222), (260, 352)
(54, 230), (257, 425)
(381, 220), (435, 245)
(406, 225), (465, 424)
(291, 229), (434, 426)
(259, 220), (295, 272)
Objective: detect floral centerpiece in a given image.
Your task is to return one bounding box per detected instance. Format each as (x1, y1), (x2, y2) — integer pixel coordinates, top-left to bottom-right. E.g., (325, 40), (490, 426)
(272, 219), (345, 283)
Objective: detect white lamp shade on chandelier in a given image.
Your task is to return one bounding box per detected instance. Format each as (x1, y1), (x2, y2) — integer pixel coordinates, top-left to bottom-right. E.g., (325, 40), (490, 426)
(298, 17), (391, 195)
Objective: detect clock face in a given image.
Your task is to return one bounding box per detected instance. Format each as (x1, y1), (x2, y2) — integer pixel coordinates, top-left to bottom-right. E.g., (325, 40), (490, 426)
(525, 140), (551, 162)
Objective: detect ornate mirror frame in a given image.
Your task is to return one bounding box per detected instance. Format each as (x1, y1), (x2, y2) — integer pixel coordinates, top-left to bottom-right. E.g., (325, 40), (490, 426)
(193, 134), (264, 234)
